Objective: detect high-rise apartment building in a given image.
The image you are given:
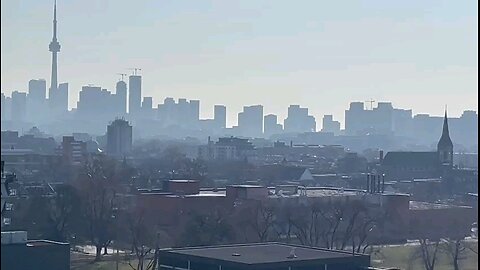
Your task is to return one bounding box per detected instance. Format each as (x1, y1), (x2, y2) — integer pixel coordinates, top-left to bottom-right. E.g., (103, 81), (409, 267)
(264, 114), (283, 137)
(106, 119), (133, 158)
(61, 136), (87, 165)
(128, 75), (142, 116)
(214, 105), (227, 130)
(11, 91), (27, 122)
(321, 115), (341, 135)
(27, 79), (47, 123)
(345, 102), (393, 136)
(1, 94), (6, 121)
(237, 105), (263, 137)
(76, 86), (117, 119)
(284, 105), (316, 133)
(115, 80), (127, 115)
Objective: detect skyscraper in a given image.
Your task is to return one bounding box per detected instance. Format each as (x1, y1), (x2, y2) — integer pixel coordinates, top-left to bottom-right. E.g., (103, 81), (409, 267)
(115, 80), (127, 115)
(107, 119), (133, 158)
(48, 1), (61, 107)
(1, 93), (6, 121)
(142, 97), (153, 119)
(284, 105), (316, 133)
(214, 105), (227, 130)
(27, 79), (47, 122)
(264, 114), (283, 137)
(128, 75), (142, 116)
(28, 79), (47, 101)
(237, 105), (263, 137)
(321, 115), (340, 135)
(58, 82), (69, 112)
(11, 91), (27, 122)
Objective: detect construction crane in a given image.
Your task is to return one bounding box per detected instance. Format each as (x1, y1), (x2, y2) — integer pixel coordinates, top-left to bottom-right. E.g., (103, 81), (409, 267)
(128, 68), (142, 76)
(365, 99), (376, 110)
(116, 73), (127, 81)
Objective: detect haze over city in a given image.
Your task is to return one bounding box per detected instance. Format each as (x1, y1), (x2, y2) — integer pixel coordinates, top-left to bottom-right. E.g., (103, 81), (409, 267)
(1, 1), (478, 270)
(1, 0), (477, 127)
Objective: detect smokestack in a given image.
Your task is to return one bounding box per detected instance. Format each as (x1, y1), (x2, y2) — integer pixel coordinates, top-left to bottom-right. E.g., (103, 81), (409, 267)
(382, 174), (385, 193)
(377, 174), (381, 193)
(379, 150), (384, 163)
(371, 175), (376, 193)
(367, 173), (370, 193)
(290, 140), (293, 147)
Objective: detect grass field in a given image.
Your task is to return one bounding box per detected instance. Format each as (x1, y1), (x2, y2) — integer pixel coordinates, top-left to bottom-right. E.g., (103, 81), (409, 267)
(72, 242), (478, 270)
(371, 243), (478, 270)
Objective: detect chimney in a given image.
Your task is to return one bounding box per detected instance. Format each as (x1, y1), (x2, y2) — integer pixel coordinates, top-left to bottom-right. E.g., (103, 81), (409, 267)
(366, 174), (370, 193)
(379, 150), (384, 163)
(377, 174), (381, 193)
(382, 174), (385, 193)
(290, 140), (293, 148)
(371, 175), (375, 193)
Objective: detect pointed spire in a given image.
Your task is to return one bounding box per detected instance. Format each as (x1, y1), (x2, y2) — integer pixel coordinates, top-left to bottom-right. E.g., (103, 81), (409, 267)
(443, 106), (449, 135)
(53, 0), (57, 41)
(438, 106), (453, 150)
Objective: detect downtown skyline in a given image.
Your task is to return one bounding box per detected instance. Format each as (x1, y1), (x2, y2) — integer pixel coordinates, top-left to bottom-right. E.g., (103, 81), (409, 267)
(1, 0), (478, 127)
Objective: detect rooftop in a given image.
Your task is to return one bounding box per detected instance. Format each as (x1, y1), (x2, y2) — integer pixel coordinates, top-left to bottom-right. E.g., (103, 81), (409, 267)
(409, 201), (472, 210)
(160, 242), (368, 266)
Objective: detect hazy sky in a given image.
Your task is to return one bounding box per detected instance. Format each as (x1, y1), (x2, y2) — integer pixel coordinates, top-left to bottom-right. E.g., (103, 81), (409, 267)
(1, 0), (478, 128)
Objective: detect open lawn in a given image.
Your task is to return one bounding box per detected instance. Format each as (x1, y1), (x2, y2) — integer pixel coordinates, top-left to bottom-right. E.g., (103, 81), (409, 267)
(72, 242), (478, 270)
(371, 243), (478, 270)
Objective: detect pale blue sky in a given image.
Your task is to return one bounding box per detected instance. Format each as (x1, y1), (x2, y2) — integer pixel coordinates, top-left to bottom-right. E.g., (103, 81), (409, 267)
(1, 0), (478, 127)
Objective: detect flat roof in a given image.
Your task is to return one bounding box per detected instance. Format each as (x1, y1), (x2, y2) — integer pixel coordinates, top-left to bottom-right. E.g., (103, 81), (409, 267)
(409, 201), (472, 210)
(160, 242), (368, 266)
(228, 185), (266, 188)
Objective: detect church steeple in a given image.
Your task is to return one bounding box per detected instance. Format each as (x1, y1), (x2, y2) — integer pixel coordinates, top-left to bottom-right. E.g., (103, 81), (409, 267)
(437, 108), (453, 167)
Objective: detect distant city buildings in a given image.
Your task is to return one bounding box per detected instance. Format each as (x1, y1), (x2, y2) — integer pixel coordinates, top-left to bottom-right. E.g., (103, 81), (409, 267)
(128, 74), (142, 116)
(214, 105), (227, 130)
(198, 136), (255, 161)
(264, 114), (283, 138)
(0, 0), (477, 153)
(61, 136), (86, 165)
(11, 91), (27, 122)
(321, 115), (340, 135)
(106, 119), (133, 158)
(115, 79), (127, 116)
(235, 105), (264, 138)
(157, 97), (200, 129)
(284, 105), (316, 134)
(76, 86), (119, 119)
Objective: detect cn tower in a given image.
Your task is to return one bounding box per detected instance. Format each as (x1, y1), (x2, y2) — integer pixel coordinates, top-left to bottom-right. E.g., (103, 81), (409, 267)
(49, 0), (61, 98)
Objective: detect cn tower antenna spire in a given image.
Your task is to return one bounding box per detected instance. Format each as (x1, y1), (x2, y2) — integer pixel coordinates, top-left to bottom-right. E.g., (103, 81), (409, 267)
(53, 0), (57, 40)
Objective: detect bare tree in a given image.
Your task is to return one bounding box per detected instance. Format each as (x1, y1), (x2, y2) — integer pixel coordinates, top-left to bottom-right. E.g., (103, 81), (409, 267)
(76, 155), (120, 261)
(249, 201), (277, 242)
(418, 238), (441, 270)
(46, 184), (82, 242)
(289, 201), (326, 247)
(181, 207), (234, 246)
(441, 238), (467, 270)
(123, 210), (160, 270)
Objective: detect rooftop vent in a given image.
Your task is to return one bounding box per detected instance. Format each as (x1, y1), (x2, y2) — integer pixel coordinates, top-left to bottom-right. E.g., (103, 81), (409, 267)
(287, 248), (297, 259)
